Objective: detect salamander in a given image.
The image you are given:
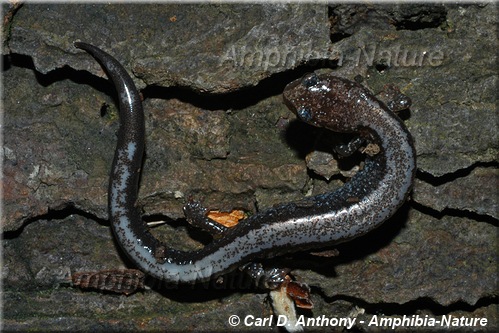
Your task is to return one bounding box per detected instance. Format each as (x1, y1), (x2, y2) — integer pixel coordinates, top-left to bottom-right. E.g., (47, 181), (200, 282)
(75, 42), (416, 286)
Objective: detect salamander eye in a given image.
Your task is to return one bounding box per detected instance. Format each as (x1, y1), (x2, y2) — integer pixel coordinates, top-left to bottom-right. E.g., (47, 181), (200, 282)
(301, 73), (319, 88)
(297, 107), (312, 122)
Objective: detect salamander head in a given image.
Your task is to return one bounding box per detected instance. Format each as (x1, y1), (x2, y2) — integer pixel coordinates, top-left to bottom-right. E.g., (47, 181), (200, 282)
(283, 72), (364, 132)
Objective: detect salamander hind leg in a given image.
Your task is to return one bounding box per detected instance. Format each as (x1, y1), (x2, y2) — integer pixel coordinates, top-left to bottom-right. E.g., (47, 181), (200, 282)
(183, 199), (229, 237)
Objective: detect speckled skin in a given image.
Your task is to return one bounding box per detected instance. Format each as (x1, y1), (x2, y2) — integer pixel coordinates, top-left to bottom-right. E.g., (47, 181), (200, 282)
(76, 44), (416, 285)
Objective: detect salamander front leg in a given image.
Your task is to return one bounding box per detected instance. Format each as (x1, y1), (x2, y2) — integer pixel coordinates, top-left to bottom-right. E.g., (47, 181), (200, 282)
(334, 136), (365, 157)
(334, 87), (412, 158)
